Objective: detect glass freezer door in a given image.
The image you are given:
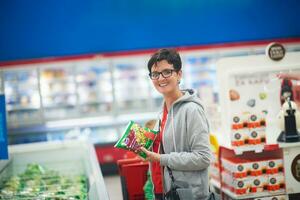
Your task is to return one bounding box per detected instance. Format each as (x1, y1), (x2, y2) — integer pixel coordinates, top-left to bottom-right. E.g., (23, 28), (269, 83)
(76, 60), (113, 115)
(112, 57), (152, 113)
(40, 65), (77, 120)
(4, 68), (42, 127)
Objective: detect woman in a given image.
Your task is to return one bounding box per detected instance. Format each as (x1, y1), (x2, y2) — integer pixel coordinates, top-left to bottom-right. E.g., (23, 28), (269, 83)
(141, 48), (211, 200)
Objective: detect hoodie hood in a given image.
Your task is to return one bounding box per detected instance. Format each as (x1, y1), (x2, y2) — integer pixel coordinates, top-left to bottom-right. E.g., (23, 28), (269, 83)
(174, 89), (204, 108)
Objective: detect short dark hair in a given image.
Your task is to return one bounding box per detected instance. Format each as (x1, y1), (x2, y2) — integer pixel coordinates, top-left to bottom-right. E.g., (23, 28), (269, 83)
(147, 48), (182, 73)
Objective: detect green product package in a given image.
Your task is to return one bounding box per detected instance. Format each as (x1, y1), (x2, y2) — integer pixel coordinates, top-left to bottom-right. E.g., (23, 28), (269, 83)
(143, 170), (154, 200)
(114, 121), (158, 158)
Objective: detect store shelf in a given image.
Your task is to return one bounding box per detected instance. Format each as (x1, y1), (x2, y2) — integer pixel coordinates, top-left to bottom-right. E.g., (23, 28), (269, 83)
(213, 53), (300, 200)
(42, 111), (158, 130)
(40, 77), (74, 84)
(43, 104), (76, 109)
(7, 105), (40, 111)
(7, 111), (158, 145)
(42, 92), (76, 97)
(222, 187), (285, 200)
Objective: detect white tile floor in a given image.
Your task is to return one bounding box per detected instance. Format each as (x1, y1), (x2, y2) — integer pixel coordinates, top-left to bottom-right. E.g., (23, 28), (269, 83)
(104, 174), (123, 200)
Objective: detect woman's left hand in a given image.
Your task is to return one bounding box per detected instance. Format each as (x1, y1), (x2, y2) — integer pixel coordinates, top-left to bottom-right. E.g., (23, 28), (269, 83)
(140, 147), (161, 162)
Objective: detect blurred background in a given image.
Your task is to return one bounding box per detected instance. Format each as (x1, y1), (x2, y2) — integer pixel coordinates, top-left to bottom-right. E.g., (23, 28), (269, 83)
(0, 1), (300, 199)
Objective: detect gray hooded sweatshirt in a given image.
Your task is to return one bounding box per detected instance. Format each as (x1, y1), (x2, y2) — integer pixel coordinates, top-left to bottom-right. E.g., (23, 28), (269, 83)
(159, 89), (211, 200)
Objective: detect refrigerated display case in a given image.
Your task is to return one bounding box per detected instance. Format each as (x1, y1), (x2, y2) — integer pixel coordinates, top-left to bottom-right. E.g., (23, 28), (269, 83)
(3, 44), (300, 129)
(112, 56), (155, 113)
(4, 68), (42, 127)
(75, 60), (113, 115)
(183, 55), (218, 104)
(40, 64), (78, 120)
(0, 140), (109, 199)
(3, 56), (160, 133)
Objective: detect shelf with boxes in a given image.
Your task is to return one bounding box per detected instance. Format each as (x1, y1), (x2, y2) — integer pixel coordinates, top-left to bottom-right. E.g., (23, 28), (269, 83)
(213, 49), (300, 200)
(219, 145), (286, 199)
(230, 110), (267, 155)
(209, 143), (288, 200)
(217, 53), (300, 153)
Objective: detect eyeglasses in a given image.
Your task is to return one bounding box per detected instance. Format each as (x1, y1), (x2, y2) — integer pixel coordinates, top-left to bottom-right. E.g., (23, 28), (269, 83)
(149, 69), (176, 80)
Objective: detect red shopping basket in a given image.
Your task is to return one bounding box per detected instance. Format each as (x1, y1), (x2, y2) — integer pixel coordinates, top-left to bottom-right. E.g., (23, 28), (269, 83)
(117, 158), (149, 200)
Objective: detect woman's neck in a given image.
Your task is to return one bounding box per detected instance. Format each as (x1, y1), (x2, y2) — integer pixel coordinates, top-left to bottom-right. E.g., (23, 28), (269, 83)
(164, 89), (183, 111)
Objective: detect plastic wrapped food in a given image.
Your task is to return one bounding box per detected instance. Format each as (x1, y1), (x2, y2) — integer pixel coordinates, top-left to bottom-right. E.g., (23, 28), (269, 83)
(0, 163), (88, 200)
(114, 121), (158, 158)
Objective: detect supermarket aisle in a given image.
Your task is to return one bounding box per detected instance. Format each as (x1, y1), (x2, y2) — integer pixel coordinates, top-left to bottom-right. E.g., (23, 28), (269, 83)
(104, 174), (123, 200)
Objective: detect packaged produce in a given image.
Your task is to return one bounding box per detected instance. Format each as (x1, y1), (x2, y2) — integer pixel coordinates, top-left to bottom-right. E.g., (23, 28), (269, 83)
(114, 121), (158, 158)
(0, 163), (88, 200)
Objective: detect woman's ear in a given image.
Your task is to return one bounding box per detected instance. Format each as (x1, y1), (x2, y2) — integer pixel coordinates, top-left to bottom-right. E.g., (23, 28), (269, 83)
(177, 70), (183, 79)
(177, 70), (182, 85)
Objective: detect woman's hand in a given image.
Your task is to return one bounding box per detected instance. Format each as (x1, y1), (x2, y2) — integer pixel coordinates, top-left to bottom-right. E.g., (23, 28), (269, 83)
(140, 147), (161, 162)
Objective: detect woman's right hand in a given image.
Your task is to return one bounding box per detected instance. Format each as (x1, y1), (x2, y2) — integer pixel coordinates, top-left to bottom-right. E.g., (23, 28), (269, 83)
(140, 147), (161, 162)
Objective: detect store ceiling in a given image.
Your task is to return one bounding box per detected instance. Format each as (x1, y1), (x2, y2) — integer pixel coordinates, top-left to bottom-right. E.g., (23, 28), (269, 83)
(0, 0), (300, 62)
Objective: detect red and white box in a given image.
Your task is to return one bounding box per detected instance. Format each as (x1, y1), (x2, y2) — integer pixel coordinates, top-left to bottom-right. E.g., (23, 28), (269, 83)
(248, 127), (266, 145)
(249, 175), (268, 193)
(253, 194), (288, 200)
(267, 173), (285, 192)
(266, 159), (284, 174)
(231, 114), (246, 130)
(247, 113), (262, 129)
(221, 158), (251, 178)
(250, 159), (267, 176)
(222, 171), (250, 195)
(231, 129), (248, 147)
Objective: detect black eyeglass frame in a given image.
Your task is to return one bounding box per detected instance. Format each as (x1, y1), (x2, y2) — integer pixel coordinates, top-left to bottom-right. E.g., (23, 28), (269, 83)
(149, 69), (177, 80)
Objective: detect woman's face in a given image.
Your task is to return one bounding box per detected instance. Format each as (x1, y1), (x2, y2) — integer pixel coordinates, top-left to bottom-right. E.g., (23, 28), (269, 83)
(150, 60), (182, 95)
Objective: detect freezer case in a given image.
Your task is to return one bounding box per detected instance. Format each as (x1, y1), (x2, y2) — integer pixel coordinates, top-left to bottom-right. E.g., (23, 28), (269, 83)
(0, 140), (109, 200)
